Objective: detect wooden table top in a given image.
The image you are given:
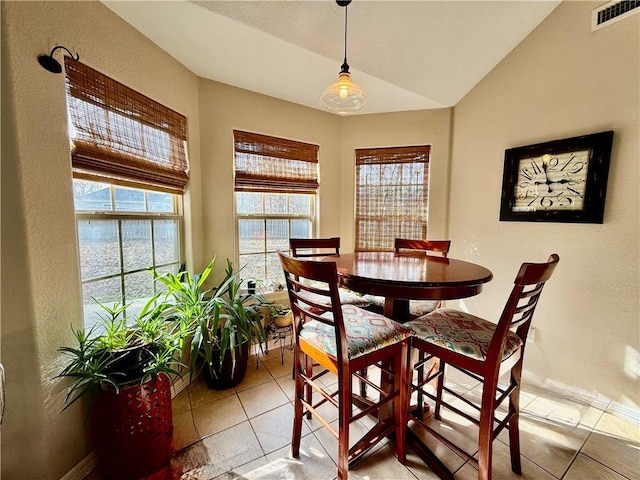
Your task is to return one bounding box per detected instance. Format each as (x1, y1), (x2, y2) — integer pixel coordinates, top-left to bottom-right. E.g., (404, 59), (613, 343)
(322, 251), (493, 301)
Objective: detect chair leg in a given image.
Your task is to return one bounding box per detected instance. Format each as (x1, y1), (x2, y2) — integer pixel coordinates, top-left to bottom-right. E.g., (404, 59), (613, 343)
(359, 367), (368, 397)
(305, 355), (313, 420)
(434, 360), (445, 420)
(508, 363), (523, 474)
(415, 350), (425, 418)
(292, 348), (305, 458)
(395, 342), (409, 464)
(337, 373), (351, 480)
(477, 379), (498, 480)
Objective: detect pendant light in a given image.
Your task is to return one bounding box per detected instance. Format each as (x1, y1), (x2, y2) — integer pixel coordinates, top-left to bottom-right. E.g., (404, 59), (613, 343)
(319, 0), (367, 115)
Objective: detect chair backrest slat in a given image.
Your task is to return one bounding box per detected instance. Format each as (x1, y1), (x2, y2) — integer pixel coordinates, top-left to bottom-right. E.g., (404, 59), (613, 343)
(394, 238), (451, 258)
(278, 251), (349, 360)
(489, 254), (559, 366)
(290, 237), (340, 258)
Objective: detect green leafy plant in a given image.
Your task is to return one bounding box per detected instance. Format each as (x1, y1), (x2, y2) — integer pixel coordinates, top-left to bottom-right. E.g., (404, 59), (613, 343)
(57, 293), (185, 411)
(153, 257), (268, 383)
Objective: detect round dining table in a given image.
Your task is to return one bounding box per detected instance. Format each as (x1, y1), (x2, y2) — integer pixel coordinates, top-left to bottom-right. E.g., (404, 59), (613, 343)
(322, 251), (493, 322)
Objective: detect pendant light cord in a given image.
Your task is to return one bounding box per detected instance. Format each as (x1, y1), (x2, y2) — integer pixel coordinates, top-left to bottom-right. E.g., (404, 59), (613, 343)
(341, 5), (350, 73)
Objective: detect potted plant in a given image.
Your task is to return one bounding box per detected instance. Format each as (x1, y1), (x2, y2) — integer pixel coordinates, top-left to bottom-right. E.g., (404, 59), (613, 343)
(154, 257), (268, 390)
(262, 302), (293, 328)
(57, 294), (186, 480)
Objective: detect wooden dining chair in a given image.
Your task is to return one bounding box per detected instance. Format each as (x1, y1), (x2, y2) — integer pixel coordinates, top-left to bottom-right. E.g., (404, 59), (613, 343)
(405, 254), (560, 480)
(364, 238), (452, 317)
(290, 237), (370, 308)
(278, 251), (411, 480)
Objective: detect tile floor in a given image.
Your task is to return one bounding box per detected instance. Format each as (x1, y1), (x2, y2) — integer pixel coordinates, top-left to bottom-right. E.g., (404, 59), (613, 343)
(89, 335), (640, 480)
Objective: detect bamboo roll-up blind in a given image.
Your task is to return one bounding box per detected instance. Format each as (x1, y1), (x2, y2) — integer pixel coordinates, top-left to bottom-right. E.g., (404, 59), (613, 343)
(234, 130), (319, 193)
(65, 58), (189, 194)
(355, 145), (430, 252)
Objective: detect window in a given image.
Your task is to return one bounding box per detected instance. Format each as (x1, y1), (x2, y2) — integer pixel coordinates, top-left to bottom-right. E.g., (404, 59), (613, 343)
(74, 180), (182, 327)
(65, 59), (188, 327)
(355, 145), (430, 251)
(234, 131), (318, 289)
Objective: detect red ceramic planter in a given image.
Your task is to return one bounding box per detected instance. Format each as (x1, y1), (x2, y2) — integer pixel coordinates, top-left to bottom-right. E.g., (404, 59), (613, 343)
(91, 373), (173, 480)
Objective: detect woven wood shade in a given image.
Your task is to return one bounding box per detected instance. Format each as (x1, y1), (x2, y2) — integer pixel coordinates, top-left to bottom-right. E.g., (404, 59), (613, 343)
(65, 58), (189, 194)
(234, 130), (319, 193)
(355, 145), (430, 252)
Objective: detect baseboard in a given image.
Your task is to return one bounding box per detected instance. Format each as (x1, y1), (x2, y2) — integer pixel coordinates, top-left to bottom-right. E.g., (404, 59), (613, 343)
(60, 452), (95, 480)
(522, 372), (640, 425)
(607, 400), (640, 425)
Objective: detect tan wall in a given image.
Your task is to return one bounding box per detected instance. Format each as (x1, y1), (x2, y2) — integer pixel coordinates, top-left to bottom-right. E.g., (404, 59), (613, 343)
(196, 79), (342, 272)
(449, 1), (639, 408)
(0, 2), (201, 478)
(340, 109), (453, 251)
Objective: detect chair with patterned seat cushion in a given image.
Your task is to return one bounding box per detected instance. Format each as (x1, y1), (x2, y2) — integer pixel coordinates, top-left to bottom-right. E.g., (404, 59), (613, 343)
(290, 237), (370, 308)
(405, 254), (560, 480)
(278, 251), (411, 480)
(363, 238), (451, 317)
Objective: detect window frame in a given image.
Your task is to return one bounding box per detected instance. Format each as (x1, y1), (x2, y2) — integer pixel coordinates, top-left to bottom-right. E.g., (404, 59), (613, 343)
(74, 182), (184, 326)
(234, 192), (316, 289)
(354, 145), (431, 252)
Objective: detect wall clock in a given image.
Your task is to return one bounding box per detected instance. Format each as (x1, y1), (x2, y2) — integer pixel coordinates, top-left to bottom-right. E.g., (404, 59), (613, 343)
(499, 131), (614, 223)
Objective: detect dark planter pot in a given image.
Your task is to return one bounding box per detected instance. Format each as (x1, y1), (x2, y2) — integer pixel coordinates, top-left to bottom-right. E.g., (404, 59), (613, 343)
(90, 373), (173, 480)
(204, 341), (250, 390)
(103, 343), (158, 383)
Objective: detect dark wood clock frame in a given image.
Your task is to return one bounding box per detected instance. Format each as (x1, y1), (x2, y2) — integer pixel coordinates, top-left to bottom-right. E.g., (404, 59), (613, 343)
(499, 131), (614, 223)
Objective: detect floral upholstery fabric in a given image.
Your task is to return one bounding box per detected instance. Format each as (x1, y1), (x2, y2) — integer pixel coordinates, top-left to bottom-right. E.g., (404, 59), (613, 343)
(408, 300), (441, 316)
(298, 287), (370, 308)
(299, 304), (411, 360)
(407, 308), (523, 362)
(362, 294), (439, 316)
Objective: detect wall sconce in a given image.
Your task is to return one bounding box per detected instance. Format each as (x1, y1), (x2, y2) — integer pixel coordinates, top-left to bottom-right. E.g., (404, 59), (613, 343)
(37, 45), (79, 74)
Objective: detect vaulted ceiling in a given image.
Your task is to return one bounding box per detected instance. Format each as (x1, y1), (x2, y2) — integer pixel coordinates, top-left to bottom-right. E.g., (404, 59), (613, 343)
(103, 0), (561, 115)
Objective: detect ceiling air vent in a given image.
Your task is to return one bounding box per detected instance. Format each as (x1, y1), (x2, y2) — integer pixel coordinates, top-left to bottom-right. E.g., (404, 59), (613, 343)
(592, 0), (640, 31)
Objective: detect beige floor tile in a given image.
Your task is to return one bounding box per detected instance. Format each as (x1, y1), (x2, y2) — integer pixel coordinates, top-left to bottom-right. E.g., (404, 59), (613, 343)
(454, 438), (557, 480)
(234, 361), (275, 392)
(581, 412), (640, 479)
(201, 421), (264, 478)
(522, 391), (605, 429)
(503, 413), (589, 478)
(275, 373), (296, 401)
(173, 409), (201, 452)
(173, 388), (192, 415)
(263, 432), (338, 479)
(153, 358), (634, 480)
(225, 455), (271, 478)
(349, 444), (421, 480)
(188, 373), (236, 409)
(250, 402), (311, 454)
(193, 394), (248, 438)
(237, 380), (289, 418)
(564, 453), (630, 480)
(408, 409), (475, 475)
(313, 418), (383, 465)
(261, 353), (294, 379)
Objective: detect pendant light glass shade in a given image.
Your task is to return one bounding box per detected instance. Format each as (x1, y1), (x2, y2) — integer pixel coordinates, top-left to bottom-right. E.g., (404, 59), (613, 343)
(319, 0), (367, 115)
(320, 71), (367, 115)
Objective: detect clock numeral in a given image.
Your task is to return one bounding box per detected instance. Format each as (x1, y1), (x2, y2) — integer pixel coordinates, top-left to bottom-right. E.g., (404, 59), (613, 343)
(520, 168), (533, 181)
(560, 153), (586, 175)
(567, 186), (583, 197)
(530, 159), (542, 175)
(540, 196), (554, 208)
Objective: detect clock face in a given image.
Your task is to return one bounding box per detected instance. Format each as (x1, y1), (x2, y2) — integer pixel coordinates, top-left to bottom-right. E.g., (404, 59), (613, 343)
(513, 149), (590, 212)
